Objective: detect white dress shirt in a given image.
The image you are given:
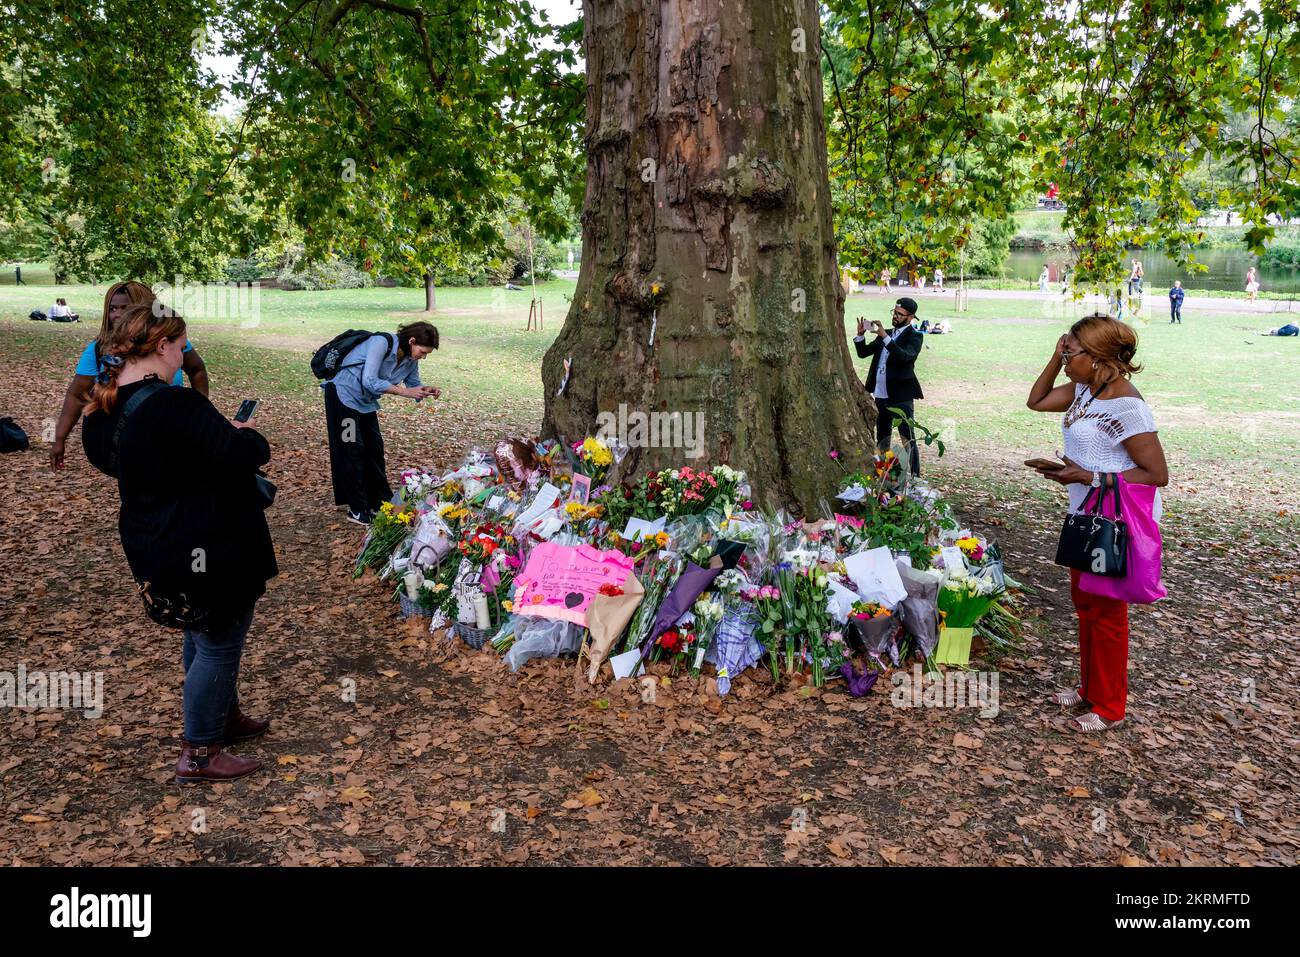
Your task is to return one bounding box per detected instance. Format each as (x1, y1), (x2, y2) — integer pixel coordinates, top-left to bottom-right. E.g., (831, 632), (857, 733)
(855, 328), (903, 399)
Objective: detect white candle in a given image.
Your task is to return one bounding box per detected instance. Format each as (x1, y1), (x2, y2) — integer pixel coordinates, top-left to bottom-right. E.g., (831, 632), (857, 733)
(474, 594), (491, 630)
(404, 571), (420, 600)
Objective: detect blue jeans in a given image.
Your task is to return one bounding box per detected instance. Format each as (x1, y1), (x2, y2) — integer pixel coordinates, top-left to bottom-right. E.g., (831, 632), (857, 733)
(182, 607), (255, 745)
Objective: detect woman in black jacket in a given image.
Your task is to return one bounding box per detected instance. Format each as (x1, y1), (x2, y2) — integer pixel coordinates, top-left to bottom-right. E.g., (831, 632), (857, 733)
(82, 303), (277, 784)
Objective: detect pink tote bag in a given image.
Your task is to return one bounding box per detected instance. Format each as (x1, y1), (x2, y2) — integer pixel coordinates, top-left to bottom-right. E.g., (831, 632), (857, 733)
(1078, 475), (1167, 604)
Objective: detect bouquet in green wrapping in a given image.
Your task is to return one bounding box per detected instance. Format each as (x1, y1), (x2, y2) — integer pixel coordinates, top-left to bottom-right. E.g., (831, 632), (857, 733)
(937, 574), (1002, 627)
(354, 501), (417, 578)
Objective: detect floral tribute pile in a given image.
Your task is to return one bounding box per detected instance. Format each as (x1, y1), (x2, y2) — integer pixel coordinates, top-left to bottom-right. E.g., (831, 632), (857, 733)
(355, 433), (1024, 695)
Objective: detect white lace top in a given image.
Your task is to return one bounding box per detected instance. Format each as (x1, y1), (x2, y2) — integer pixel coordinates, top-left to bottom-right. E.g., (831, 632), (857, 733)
(1062, 383), (1161, 520)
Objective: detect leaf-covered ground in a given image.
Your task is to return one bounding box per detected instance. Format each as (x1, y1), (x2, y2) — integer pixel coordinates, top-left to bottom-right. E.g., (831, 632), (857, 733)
(1, 306), (1296, 867)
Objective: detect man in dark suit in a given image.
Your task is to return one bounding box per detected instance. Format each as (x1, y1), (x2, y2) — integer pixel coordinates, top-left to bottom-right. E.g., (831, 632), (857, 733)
(1168, 281), (1184, 323)
(854, 296), (925, 475)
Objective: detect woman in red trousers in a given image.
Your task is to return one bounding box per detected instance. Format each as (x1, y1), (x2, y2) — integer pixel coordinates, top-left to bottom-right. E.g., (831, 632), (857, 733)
(1025, 314), (1168, 732)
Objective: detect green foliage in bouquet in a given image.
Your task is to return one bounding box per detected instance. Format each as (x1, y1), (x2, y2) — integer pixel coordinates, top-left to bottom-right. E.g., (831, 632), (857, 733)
(416, 559), (461, 620)
(354, 501), (417, 579)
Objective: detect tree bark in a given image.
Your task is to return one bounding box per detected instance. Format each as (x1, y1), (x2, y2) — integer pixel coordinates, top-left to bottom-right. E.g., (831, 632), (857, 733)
(541, 0), (876, 515)
(424, 270), (436, 311)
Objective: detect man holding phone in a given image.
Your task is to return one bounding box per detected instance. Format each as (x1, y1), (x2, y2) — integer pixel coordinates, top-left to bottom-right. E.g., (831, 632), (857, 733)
(853, 297), (925, 476)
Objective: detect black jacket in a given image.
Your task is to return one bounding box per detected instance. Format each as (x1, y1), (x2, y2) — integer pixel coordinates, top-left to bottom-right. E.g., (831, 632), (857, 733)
(83, 380), (278, 620)
(854, 324), (924, 402)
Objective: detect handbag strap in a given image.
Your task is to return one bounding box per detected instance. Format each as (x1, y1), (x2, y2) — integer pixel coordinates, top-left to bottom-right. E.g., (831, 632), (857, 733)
(1078, 483), (1103, 515)
(109, 380), (167, 477)
(1108, 474), (1123, 520)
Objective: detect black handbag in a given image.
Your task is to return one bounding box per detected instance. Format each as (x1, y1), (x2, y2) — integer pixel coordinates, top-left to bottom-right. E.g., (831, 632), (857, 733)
(0, 417), (29, 453)
(254, 471), (277, 509)
(1055, 478), (1128, 577)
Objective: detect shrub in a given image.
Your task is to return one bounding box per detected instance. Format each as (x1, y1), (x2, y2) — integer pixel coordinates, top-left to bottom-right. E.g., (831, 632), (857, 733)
(275, 246), (373, 290)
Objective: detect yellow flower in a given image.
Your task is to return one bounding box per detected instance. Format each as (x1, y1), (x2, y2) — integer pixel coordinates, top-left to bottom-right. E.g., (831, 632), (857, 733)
(653, 532), (670, 548)
(502, 600), (513, 613)
(581, 437), (613, 467)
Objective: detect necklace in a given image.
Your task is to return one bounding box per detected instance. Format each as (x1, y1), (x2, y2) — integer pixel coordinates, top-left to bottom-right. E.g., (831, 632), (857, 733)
(1063, 389), (1098, 429)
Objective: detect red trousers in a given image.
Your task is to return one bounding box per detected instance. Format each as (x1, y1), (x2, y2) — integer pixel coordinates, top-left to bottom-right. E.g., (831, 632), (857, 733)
(1069, 569), (1129, 721)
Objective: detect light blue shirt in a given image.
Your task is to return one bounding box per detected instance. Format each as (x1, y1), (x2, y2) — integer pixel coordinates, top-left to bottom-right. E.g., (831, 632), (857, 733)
(76, 339), (191, 387)
(325, 333), (422, 413)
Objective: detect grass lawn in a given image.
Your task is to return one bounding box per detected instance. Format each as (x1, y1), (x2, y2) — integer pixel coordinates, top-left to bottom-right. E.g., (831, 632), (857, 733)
(3, 277), (1297, 511)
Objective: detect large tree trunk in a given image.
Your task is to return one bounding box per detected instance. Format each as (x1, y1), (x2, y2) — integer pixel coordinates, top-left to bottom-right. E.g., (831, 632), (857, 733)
(541, 0), (876, 514)
(424, 270), (436, 311)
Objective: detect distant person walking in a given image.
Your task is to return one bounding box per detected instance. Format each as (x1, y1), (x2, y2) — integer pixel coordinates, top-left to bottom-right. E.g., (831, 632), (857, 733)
(877, 267), (892, 294)
(1168, 281), (1184, 323)
(853, 297), (925, 477)
(1039, 265), (1050, 293)
(1127, 260), (1144, 297)
(14, 265), (25, 285)
(933, 267), (944, 293)
(1246, 266), (1260, 302)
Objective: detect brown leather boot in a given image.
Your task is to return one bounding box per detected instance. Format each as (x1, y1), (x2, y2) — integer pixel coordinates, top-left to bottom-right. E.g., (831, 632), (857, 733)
(221, 706), (270, 745)
(175, 741), (262, 784)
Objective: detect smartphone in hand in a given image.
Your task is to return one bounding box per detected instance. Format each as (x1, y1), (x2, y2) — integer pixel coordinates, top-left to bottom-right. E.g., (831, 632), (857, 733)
(1024, 457), (1063, 471)
(234, 399), (259, 423)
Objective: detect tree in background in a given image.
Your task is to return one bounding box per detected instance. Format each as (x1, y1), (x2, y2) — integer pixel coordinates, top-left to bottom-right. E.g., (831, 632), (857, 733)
(822, 0), (1299, 289)
(2, 0), (254, 282)
(218, 0), (583, 304)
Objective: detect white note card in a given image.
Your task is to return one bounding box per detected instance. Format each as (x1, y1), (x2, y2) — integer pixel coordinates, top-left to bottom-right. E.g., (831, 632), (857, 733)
(516, 483), (560, 527)
(609, 648), (646, 680)
(622, 516), (667, 541)
(843, 546), (907, 606)
(940, 546), (967, 572)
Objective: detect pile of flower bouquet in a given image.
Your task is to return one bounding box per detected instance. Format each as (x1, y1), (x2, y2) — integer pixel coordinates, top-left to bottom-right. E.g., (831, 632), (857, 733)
(358, 432), (1024, 694)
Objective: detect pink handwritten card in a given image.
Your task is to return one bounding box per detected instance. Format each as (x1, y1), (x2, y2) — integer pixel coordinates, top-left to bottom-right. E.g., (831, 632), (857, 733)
(512, 543), (635, 626)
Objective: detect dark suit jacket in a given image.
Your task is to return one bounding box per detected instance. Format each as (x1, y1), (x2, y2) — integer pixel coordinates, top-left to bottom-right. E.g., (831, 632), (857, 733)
(854, 325), (924, 402)
(1169, 287), (1185, 305)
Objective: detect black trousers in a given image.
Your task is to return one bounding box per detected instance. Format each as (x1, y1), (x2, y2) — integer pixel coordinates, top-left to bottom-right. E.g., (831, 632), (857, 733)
(1170, 302), (1182, 323)
(323, 383), (392, 513)
(875, 397), (921, 476)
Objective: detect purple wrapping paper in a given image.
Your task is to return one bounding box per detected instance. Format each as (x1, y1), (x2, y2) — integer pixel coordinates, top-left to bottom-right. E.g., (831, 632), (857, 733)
(640, 562), (722, 659)
(840, 663), (879, 697)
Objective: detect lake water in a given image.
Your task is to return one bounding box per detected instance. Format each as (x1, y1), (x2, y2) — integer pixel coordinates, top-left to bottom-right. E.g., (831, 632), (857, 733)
(1003, 248), (1300, 295)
